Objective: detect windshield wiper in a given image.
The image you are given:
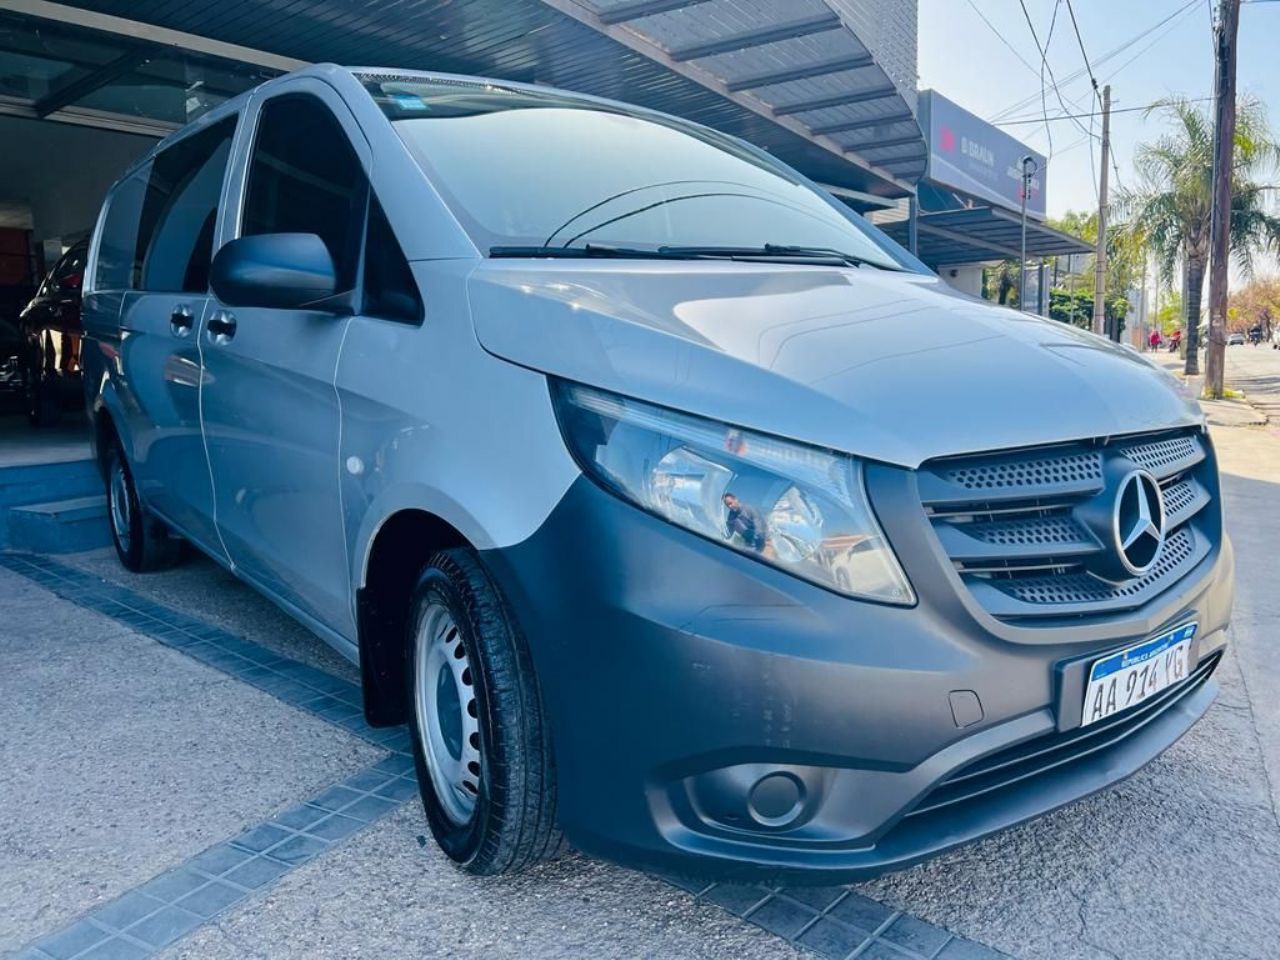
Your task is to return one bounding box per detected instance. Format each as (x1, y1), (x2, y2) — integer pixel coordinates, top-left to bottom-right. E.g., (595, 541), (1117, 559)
(489, 244), (701, 260)
(488, 242), (903, 271)
(659, 244), (902, 271)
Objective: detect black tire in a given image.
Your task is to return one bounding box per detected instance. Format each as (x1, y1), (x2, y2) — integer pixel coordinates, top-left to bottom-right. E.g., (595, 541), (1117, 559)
(105, 443), (183, 572)
(405, 548), (562, 874)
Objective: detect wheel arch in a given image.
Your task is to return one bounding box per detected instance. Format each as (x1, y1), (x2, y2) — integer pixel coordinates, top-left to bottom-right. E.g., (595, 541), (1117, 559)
(358, 507), (470, 726)
(87, 353), (139, 472)
(90, 396), (121, 480)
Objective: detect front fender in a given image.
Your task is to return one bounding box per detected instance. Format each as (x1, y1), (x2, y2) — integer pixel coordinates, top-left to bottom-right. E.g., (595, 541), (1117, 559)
(348, 481), (494, 594)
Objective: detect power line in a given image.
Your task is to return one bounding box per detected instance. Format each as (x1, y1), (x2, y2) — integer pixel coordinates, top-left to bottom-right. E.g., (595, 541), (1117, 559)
(990, 0), (1201, 121)
(993, 0), (1196, 119)
(1061, 0), (1106, 200)
(996, 96), (1215, 125)
(1063, 0), (1105, 191)
(1017, 0), (1087, 139)
(1064, 0), (1102, 97)
(1100, 1), (1204, 83)
(1017, 0), (1098, 198)
(961, 0), (1043, 78)
(1038, 0), (1062, 162)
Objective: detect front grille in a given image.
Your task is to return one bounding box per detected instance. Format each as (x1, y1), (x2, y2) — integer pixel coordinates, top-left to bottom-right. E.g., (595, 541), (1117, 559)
(919, 429), (1216, 620)
(941, 451), (1102, 492)
(978, 528), (1194, 607)
(904, 652), (1221, 820)
(1120, 435), (1201, 474)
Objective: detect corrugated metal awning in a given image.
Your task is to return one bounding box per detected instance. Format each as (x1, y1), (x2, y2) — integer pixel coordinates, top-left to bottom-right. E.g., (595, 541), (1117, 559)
(881, 206), (1093, 267)
(548, 0), (926, 191)
(25, 0), (925, 196)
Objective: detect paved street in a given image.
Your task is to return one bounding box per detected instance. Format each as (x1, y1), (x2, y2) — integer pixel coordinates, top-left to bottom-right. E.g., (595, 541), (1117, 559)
(3, 345), (1280, 960)
(1220, 342), (1280, 425)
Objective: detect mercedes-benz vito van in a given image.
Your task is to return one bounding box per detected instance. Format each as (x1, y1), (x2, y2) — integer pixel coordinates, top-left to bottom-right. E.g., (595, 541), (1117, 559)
(82, 65), (1233, 881)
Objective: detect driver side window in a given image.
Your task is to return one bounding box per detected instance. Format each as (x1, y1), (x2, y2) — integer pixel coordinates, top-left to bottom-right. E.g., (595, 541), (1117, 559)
(241, 94), (365, 291)
(238, 93), (422, 324)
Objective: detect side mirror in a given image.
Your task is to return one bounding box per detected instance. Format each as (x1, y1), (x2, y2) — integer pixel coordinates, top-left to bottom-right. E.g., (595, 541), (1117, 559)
(210, 233), (342, 311)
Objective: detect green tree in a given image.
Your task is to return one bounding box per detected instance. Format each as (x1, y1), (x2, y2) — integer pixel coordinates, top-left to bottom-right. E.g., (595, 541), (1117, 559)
(1114, 96), (1280, 375)
(1049, 288), (1128, 334)
(1229, 276), (1280, 337)
(1046, 209), (1145, 338)
(1154, 288), (1185, 336)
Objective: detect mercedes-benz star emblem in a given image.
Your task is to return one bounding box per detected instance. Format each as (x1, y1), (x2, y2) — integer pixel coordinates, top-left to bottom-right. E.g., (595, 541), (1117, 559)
(1113, 469), (1166, 577)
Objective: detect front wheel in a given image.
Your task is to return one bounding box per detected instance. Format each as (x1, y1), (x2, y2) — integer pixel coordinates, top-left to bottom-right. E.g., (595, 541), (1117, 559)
(105, 444), (183, 572)
(406, 549), (561, 874)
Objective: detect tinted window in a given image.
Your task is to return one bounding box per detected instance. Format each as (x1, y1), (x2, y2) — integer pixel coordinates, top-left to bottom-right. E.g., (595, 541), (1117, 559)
(241, 94), (365, 289)
(95, 163), (151, 291)
(363, 78), (906, 270)
(136, 116), (237, 292)
(363, 196), (421, 324)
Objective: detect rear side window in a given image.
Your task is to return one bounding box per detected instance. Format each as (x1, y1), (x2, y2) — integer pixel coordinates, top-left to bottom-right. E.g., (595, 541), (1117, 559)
(95, 165), (151, 291)
(93, 116), (236, 293)
(241, 94), (366, 290)
(136, 116), (236, 292)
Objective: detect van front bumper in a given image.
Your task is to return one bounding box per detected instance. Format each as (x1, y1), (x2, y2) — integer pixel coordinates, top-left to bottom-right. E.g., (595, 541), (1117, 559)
(481, 476), (1234, 883)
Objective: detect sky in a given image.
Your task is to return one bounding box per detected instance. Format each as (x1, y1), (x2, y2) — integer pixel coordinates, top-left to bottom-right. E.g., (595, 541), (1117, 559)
(917, 0), (1280, 224)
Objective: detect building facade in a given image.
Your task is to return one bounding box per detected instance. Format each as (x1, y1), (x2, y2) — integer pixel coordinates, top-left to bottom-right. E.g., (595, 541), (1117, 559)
(829, 0), (919, 111)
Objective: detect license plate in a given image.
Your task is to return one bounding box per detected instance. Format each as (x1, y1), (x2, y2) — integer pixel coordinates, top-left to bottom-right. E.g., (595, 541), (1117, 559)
(1082, 623), (1197, 727)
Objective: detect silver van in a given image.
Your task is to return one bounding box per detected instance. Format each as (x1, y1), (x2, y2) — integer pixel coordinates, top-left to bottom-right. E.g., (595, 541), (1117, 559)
(82, 65), (1233, 881)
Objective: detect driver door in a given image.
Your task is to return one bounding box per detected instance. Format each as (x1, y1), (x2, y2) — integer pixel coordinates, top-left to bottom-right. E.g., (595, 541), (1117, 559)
(200, 81), (370, 642)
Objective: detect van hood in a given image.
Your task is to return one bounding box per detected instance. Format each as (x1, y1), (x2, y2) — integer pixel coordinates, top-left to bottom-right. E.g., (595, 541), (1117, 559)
(467, 261), (1202, 469)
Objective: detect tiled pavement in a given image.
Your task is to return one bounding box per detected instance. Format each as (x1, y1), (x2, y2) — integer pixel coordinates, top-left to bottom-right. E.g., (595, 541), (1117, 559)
(12, 759), (414, 960)
(0, 552), (1006, 960)
(667, 881), (1000, 960)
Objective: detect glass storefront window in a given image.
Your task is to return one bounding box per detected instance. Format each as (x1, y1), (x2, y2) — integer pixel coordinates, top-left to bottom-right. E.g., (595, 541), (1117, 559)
(0, 12), (274, 126)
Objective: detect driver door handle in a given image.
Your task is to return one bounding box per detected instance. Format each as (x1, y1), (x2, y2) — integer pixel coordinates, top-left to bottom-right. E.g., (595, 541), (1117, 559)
(207, 311), (237, 344)
(169, 305), (193, 337)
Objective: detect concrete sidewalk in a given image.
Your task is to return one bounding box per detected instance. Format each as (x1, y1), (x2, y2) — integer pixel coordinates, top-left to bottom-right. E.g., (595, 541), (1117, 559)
(0, 562), (380, 956)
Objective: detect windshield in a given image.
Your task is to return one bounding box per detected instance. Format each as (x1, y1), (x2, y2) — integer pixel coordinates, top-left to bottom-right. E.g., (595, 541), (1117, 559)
(360, 76), (912, 270)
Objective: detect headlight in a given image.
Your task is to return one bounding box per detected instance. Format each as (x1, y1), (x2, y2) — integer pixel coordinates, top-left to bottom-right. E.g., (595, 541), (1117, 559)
(552, 381), (914, 604)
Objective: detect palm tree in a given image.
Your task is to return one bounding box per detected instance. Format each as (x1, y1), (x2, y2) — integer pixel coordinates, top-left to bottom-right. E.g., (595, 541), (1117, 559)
(1049, 209), (1147, 339)
(1115, 96), (1280, 375)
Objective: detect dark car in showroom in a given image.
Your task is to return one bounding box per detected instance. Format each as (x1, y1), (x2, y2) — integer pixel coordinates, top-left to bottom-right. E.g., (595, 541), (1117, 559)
(0, 317), (24, 413)
(19, 238), (88, 426)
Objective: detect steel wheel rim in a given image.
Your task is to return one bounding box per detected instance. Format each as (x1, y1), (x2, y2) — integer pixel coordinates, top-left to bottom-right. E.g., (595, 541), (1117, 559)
(414, 602), (482, 826)
(109, 461), (132, 554)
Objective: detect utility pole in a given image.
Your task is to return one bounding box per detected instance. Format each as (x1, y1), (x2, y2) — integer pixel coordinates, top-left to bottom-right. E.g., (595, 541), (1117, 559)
(1206, 0), (1240, 399)
(1018, 155), (1037, 309)
(1138, 255), (1149, 348)
(1092, 84), (1112, 338)
(1153, 261), (1161, 349)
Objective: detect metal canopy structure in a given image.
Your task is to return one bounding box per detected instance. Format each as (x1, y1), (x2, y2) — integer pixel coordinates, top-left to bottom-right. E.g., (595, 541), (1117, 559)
(0, 5), (293, 136)
(882, 206), (1092, 267)
(558, 0), (926, 189)
(0, 0), (925, 196)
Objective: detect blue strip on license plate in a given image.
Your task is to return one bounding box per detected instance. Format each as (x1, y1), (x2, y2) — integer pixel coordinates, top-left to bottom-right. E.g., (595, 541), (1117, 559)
(1089, 623), (1197, 681)
(1082, 622), (1198, 727)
